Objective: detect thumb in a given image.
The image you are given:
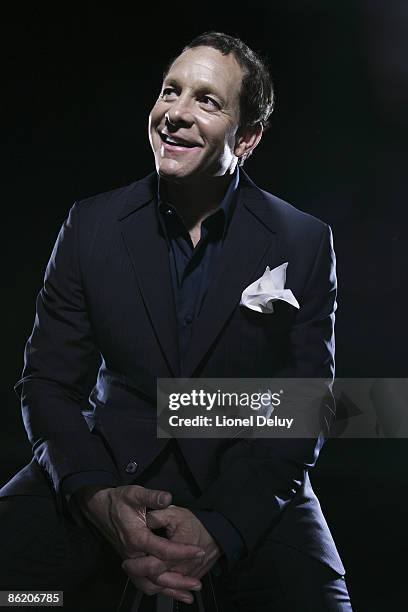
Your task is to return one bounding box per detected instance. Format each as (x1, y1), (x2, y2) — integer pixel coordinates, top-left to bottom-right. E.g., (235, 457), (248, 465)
(146, 509), (169, 530)
(132, 486), (172, 509)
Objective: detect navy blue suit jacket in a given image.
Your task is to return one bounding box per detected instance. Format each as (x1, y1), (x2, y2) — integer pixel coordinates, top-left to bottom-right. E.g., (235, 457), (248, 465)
(5, 169), (345, 575)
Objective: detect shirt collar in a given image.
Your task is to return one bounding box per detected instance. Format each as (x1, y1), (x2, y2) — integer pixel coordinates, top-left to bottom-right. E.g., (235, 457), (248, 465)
(218, 166), (240, 220)
(157, 167), (240, 221)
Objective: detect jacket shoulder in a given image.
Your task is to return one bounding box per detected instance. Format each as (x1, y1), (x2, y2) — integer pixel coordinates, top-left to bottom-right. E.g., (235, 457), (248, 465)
(259, 188), (328, 235)
(73, 172), (156, 219)
(242, 175), (330, 254)
(240, 170), (328, 238)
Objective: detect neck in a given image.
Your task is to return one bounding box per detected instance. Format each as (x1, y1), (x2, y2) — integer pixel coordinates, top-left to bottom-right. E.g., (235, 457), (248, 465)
(161, 173), (234, 230)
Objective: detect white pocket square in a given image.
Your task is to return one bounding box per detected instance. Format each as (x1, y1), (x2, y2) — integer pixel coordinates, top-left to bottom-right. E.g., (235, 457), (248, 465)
(240, 262), (300, 314)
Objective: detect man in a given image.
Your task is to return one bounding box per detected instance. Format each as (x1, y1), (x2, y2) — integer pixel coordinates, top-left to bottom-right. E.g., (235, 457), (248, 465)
(0, 32), (352, 610)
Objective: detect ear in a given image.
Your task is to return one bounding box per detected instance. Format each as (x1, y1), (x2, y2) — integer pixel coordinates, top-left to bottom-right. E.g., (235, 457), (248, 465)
(234, 124), (263, 160)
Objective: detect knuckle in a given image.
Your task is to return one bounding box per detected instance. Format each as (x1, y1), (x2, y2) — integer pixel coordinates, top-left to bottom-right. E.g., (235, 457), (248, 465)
(122, 544), (133, 558)
(145, 585), (159, 596)
(155, 574), (168, 587)
(134, 485), (147, 500)
(132, 577), (148, 592)
(161, 550), (171, 564)
(137, 530), (149, 547)
(144, 558), (155, 575)
(148, 558), (161, 575)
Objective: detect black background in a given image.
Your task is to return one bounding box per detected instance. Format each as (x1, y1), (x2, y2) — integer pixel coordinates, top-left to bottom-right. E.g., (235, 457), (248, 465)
(3, 1), (408, 610)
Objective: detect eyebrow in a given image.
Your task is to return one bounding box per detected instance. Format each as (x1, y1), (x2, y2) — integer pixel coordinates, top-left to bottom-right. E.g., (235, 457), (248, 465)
(162, 77), (227, 106)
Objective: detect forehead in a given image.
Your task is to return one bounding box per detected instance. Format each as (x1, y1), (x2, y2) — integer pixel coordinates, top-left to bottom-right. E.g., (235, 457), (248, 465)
(164, 46), (244, 98)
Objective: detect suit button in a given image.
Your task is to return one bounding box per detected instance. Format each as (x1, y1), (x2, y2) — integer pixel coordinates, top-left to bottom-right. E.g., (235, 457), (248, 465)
(125, 461), (138, 474)
(185, 314), (193, 325)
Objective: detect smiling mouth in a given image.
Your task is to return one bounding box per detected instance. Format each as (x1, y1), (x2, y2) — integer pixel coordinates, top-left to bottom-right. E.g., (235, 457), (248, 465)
(159, 132), (201, 148)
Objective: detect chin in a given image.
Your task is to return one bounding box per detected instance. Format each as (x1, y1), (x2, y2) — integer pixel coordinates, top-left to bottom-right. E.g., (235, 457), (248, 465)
(158, 169), (179, 183)
(156, 161), (195, 183)
(158, 172), (196, 186)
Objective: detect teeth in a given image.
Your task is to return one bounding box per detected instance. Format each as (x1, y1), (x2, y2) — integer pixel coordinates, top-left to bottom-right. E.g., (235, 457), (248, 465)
(162, 133), (193, 147)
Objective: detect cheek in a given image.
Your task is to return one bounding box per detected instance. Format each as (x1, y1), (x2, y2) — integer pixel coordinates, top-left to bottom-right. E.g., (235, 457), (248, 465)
(149, 103), (164, 129)
(203, 119), (236, 150)
(225, 123), (238, 147)
(203, 131), (229, 154)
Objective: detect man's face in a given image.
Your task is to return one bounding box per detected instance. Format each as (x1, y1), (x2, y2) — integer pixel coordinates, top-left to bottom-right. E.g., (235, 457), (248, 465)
(148, 46), (245, 183)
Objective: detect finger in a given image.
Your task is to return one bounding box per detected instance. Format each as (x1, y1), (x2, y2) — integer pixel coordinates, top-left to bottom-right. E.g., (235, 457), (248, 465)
(118, 523), (203, 562)
(146, 509), (168, 530)
(126, 572), (194, 604)
(127, 551), (146, 559)
(127, 574), (163, 597)
(122, 555), (167, 577)
(142, 531), (205, 563)
(168, 559), (204, 577)
(184, 556), (220, 580)
(155, 571), (202, 592)
(123, 557), (202, 590)
(129, 486), (172, 510)
(160, 587), (195, 605)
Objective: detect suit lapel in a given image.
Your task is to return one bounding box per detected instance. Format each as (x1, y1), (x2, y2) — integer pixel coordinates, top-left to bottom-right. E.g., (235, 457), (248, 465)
(183, 173), (279, 377)
(117, 172), (281, 379)
(118, 175), (180, 377)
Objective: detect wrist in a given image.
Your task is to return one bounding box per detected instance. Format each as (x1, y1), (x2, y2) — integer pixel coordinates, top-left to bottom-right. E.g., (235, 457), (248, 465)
(73, 485), (113, 510)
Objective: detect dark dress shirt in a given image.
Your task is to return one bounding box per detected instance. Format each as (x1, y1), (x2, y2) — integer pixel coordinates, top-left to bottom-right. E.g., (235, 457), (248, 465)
(156, 169), (245, 567)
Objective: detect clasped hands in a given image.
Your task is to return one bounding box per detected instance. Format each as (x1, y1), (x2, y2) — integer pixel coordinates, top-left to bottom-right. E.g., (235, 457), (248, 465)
(74, 484), (221, 605)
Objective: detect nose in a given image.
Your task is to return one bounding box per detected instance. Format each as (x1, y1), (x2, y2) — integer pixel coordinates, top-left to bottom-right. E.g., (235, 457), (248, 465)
(165, 96), (194, 130)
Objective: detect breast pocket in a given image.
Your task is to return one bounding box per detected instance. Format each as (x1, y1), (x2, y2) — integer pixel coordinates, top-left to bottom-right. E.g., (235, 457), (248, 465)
(220, 302), (293, 376)
(238, 299), (293, 340)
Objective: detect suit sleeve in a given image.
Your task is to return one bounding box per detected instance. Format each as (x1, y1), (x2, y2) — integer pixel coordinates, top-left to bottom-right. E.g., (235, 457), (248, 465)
(194, 224), (337, 560)
(14, 203), (120, 506)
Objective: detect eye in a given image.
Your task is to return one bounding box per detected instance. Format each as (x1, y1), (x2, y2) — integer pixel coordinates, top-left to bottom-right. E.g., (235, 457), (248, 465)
(160, 87), (178, 100)
(199, 95), (220, 110)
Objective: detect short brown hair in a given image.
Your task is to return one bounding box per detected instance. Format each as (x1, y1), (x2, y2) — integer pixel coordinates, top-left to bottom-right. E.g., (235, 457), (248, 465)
(182, 31), (275, 132)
